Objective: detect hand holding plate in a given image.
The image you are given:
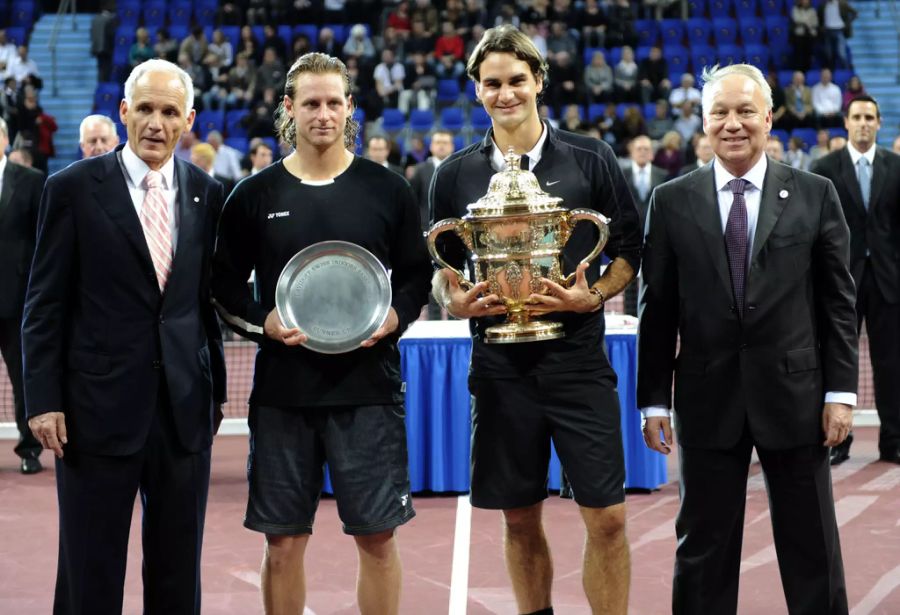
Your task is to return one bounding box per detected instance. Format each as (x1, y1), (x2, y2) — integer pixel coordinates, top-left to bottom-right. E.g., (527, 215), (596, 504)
(265, 308), (308, 346)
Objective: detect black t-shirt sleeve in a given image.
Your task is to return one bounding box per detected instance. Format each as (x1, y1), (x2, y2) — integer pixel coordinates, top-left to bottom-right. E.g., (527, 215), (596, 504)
(389, 178), (433, 334)
(596, 143), (642, 274)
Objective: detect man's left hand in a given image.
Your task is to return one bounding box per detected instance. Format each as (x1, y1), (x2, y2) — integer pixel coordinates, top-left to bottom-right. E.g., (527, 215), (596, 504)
(360, 308), (399, 348)
(526, 262), (599, 315)
(213, 404), (224, 435)
(822, 402), (853, 447)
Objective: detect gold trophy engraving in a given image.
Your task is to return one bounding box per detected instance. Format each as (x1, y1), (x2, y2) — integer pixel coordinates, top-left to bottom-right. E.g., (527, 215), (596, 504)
(427, 149), (610, 343)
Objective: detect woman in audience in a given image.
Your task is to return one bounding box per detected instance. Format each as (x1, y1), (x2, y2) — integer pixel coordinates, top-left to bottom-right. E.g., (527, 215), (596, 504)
(614, 45), (640, 102)
(653, 130), (684, 180)
(128, 27), (154, 68)
(842, 75), (866, 109)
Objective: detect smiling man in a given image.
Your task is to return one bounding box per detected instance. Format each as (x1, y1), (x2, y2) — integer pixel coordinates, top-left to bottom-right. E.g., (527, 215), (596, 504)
(429, 25), (641, 615)
(211, 52), (431, 615)
(23, 59), (227, 614)
(638, 64), (856, 614)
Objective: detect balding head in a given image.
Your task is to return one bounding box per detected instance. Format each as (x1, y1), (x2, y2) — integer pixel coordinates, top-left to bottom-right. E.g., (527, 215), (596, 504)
(80, 114), (119, 158)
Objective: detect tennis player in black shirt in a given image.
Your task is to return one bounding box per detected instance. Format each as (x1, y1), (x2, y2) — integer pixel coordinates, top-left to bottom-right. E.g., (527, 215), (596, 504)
(430, 26), (642, 615)
(212, 53), (431, 614)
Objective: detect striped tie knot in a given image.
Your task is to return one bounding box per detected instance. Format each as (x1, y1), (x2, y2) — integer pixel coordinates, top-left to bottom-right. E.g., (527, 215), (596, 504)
(728, 178), (748, 196)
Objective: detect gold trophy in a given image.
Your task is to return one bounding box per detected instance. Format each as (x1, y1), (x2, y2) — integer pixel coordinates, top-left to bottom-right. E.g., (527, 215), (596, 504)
(427, 149), (610, 343)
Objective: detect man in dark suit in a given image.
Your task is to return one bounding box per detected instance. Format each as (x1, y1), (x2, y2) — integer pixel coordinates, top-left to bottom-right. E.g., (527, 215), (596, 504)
(638, 64), (856, 615)
(23, 59), (226, 614)
(811, 95), (900, 465)
(365, 134), (404, 176)
(0, 116), (45, 474)
(621, 134), (666, 315)
(678, 133), (714, 176)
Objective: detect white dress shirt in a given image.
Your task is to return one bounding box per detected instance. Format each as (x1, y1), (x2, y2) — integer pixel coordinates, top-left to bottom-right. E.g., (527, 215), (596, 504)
(120, 144), (179, 253)
(642, 154), (856, 418)
(0, 154), (7, 195)
(811, 82), (842, 116)
(845, 140), (876, 175)
(489, 122), (548, 172)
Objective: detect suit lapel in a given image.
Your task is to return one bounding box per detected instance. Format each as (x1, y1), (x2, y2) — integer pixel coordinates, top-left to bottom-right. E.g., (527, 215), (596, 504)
(0, 163), (17, 221)
(838, 148), (866, 215)
(168, 158), (197, 290)
(868, 147), (886, 215)
(688, 164), (733, 293)
(750, 160), (791, 265)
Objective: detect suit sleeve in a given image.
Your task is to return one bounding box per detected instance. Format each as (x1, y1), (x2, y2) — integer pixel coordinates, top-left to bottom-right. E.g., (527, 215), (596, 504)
(21, 174), (75, 418)
(210, 182), (267, 344)
(389, 180), (432, 334)
(202, 181), (227, 404)
(636, 188), (679, 409)
(814, 179), (858, 394)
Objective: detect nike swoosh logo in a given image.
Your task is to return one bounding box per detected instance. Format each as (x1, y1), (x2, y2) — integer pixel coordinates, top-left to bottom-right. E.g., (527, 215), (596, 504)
(546, 180), (560, 186)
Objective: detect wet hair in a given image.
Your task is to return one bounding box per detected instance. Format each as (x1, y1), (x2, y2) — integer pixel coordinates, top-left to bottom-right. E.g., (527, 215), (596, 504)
(274, 52), (359, 149)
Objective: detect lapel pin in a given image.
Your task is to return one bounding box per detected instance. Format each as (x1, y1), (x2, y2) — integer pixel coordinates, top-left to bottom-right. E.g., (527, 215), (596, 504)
(193, 196), (200, 203)
(778, 189), (789, 199)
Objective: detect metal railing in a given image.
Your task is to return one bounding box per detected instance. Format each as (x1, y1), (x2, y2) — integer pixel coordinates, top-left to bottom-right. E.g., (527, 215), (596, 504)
(47, 0), (78, 97)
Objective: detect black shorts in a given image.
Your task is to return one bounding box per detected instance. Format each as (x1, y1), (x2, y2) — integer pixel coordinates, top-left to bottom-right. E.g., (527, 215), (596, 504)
(244, 404), (415, 536)
(469, 371), (626, 510)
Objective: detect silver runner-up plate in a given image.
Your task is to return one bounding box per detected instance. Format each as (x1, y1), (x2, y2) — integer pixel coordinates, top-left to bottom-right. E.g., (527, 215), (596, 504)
(275, 241), (392, 354)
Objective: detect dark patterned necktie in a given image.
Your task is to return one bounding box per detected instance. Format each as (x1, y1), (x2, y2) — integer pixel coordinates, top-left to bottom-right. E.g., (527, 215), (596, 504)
(520, 154), (530, 170)
(725, 178), (749, 316)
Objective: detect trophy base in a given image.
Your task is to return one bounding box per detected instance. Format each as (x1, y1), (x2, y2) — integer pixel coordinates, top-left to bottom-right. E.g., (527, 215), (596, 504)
(484, 320), (565, 344)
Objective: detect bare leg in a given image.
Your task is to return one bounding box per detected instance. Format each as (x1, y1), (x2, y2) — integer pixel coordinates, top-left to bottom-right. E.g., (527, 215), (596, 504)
(580, 503), (630, 615)
(355, 530), (402, 615)
(503, 502), (553, 613)
(260, 533), (309, 615)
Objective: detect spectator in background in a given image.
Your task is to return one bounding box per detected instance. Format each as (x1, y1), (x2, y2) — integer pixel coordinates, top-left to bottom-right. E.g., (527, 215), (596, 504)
(207, 130), (243, 182)
(829, 134), (847, 150)
(668, 73), (701, 111)
(400, 51), (435, 113)
(154, 28), (179, 63)
(225, 52), (256, 110)
(893, 134), (900, 154)
(255, 48), (286, 100)
(407, 19), (436, 58)
(174, 128), (198, 161)
(638, 46), (671, 105)
(614, 45), (640, 103)
(292, 34), (312, 60)
(810, 128), (832, 160)
(435, 20), (465, 61)
(245, 90), (279, 140)
(522, 22), (548, 58)
(9, 46), (38, 88)
(317, 27), (340, 57)
(206, 29), (234, 70)
(463, 0), (489, 33)
(178, 53), (209, 109)
(647, 99), (674, 140)
(248, 139), (273, 175)
(595, 101), (620, 146)
(673, 100), (701, 146)
(237, 25), (260, 64)
(616, 106), (647, 153)
(373, 48), (405, 109)
(366, 135), (403, 175)
(465, 23), (487, 57)
(410, 129), (455, 228)
(216, 1), (244, 26)
(584, 50), (614, 104)
(388, 1), (413, 36)
(653, 130), (684, 179)
(678, 134), (713, 175)
(791, 0), (819, 72)
(412, 0), (440, 34)
(560, 103), (588, 133)
(785, 135), (812, 170)
(784, 70), (813, 128)
(843, 74), (866, 109)
(8, 146), (31, 167)
(546, 20), (577, 63)
(79, 113), (119, 158)
(179, 26), (209, 66)
(765, 134), (785, 161)
(191, 142), (235, 196)
(129, 27), (155, 68)
(812, 67), (843, 127)
(261, 24), (287, 65)
(376, 26), (406, 62)
(548, 50), (582, 115)
(402, 135), (428, 170)
(818, 0), (857, 70)
(343, 24), (376, 63)
(767, 72), (788, 129)
(580, 0), (608, 48)
(89, 8), (115, 82)
(606, 0), (638, 47)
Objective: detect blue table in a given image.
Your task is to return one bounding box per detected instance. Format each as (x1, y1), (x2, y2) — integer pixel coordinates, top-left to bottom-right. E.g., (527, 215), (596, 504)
(399, 320), (668, 493)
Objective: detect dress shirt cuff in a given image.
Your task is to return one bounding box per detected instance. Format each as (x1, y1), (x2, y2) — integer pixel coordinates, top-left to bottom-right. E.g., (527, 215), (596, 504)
(825, 392), (857, 407)
(640, 406), (671, 419)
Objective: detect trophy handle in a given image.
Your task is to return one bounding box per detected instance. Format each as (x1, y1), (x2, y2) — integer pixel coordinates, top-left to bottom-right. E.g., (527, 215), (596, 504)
(426, 218), (474, 290)
(563, 209), (611, 287)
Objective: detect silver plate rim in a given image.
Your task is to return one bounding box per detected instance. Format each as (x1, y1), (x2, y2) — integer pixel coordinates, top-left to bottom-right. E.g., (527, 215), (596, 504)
(275, 240), (392, 354)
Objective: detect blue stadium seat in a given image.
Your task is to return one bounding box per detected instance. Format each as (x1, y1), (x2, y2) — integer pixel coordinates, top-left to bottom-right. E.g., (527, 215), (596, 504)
(225, 109), (249, 138)
(326, 24), (347, 44)
(440, 107), (464, 131)
(777, 70), (794, 87)
(830, 127), (848, 139)
(221, 26), (240, 51)
(690, 46), (717, 72)
(712, 18), (738, 45)
(224, 137), (248, 154)
(464, 80), (478, 103)
(278, 25), (292, 51)
(759, 0), (785, 14)
(687, 0), (707, 17)
(717, 44), (745, 65)
(583, 47), (604, 66)
(294, 24), (319, 45)
(708, 0), (733, 18)
(470, 106), (492, 131)
(195, 110), (225, 140)
(659, 19), (684, 46)
(744, 44), (768, 69)
(10, 0), (34, 28)
(117, 0), (141, 28)
(262, 137), (278, 155)
(685, 18), (712, 46)
(409, 109), (435, 133)
(352, 108), (366, 125)
(588, 103), (606, 123)
(616, 103), (640, 119)
(168, 5), (191, 28)
(634, 20), (659, 47)
(381, 108), (406, 132)
(436, 79), (461, 105)
(112, 26), (134, 68)
(734, 0), (758, 19)
(663, 45), (689, 75)
(770, 46), (792, 69)
(643, 102), (657, 119)
(739, 18), (765, 45)
(194, 0), (218, 27)
(453, 135), (465, 151)
(94, 82), (121, 112)
(832, 69), (852, 88)
(251, 25), (265, 46)
(608, 46), (623, 66)
(770, 128), (789, 145)
(635, 46), (652, 63)
(764, 16), (790, 47)
(4, 25), (25, 46)
(142, 1), (167, 29)
(168, 24), (189, 43)
(806, 69), (821, 86)
(791, 127), (817, 151)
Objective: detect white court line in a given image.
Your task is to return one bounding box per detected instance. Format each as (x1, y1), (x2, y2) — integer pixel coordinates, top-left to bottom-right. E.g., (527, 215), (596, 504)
(740, 495), (878, 573)
(629, 495), (679, 521)
(229, 569), (317, 615)
(850, 564), (900, 615)
(859, 467), (900, 492)
(449, 495), (472, 615)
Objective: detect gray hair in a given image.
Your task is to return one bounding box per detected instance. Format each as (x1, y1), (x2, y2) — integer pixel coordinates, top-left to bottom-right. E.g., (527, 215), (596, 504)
(123, 58), (194, 116)
(700, 64), (772, 119)
(79, 114), (116, 143)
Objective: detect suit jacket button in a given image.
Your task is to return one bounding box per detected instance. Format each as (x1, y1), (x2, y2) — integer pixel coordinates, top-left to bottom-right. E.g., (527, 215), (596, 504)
(152, 360), (162, 369)
(747, 304), (756, 311)
(159, 316), (165, 324)
(740, 344), (748, 351)
(730, 305), (736, 313)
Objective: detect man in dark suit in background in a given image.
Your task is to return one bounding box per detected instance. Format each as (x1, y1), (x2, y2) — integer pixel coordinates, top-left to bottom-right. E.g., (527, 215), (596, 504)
(366, 134), (404, 176)
(0, 116), (45, 474)
(23, 59), (226, 614)
(638, 64), (856, 615)
(621, 134), (666, 315)
(811, 95), (900, 465)
(678, 134), (714, 176)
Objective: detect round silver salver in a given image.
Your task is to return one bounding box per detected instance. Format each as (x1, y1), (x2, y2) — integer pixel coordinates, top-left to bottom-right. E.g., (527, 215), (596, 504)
(275, 240), (392, 354)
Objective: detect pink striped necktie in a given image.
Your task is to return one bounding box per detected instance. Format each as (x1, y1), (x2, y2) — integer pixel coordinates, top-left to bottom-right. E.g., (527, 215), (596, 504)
(140, 170), (172, 292)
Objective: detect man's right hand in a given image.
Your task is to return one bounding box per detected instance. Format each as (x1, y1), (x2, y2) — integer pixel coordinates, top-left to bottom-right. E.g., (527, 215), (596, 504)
(642, 416), (673, 455)
(443, 269), (507, 320)
(264, 308), (307, 345)
(28, 412), (67, 458)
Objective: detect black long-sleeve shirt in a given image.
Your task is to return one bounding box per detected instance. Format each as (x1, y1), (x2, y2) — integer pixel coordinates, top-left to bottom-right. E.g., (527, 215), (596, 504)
(429, 123), (642, 378)
(212, 157), (432, 407)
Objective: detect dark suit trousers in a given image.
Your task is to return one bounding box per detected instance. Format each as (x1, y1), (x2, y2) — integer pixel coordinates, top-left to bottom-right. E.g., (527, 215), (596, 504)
(857, 262), (900, 453)
(674, 430), (847, 615)
(0, 315), (41, 459)
(53, 383), (211, 615)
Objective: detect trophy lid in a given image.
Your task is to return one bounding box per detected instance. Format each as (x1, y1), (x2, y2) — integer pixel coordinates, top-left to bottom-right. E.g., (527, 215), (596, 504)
(466, 148), (565, 218)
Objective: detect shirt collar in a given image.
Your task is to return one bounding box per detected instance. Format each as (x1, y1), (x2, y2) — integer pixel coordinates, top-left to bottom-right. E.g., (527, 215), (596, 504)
(0, 154), (7, 178)
(489, 121), (548, 171)
(122, 142), (176, 190)
(713, 153), (768, 193)
(846, 142), (876, 166)
(631, 160), (649, 175)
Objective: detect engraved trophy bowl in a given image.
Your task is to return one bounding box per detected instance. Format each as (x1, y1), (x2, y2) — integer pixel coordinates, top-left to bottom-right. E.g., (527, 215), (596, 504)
(427, 149), (610, 344)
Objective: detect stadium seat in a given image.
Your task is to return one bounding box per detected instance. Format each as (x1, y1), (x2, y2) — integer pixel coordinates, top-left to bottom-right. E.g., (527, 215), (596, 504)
(436, 79), (461, 106)
(708, 0), (733, 19)
(195, 110), (225, 140)
(712, 18), (738, 45)
(168, 5), (191, 29)
(830, 127), (848, 139)
(325, 24), (347, 44)
(94, 82), (121, 113)
(464, 80), (478, 103)
(608, 46), (623, 66)
(453, 135), (465, 151)
(806, 69), (821, 86)
(9, 0), (34, 28)
(764, 16), (790, 47)
(690, 45), (717, 72)
(112, 26), (134, 69)
(643, 102), (657, 119)
(791, 128), (818, 151)
(278, 25), (293, 51)
(777, 70), (794, 87)
(116, 0), (141, 28)
(734, 0), (758, 20)
(685, 18), (712, 46)
(739, 18), (765, 45)
(659, 19), (685, 46)
(352, 108), (366, 125)
(759, 0), (785, 14)
(470, 106), (492, 131)
(832, 69), (853, 88)
(142, 1), (167, 29)
(225, 110), (249, 138)
(687, 0), (707, 18)
(744, 44), (769, 69)
(616, 103), (640, 119)
(588, 103), (606, 123)
(634, 20), (659, 47)
(294, 24), (319, 45)
(769, 128), (789, 145)
(635, 46), (652, 63)
(224, 137), (248, 154)
(717, 44), (745, 65)
(4, 25), (25, 46)
(221, 26), (241, 51)
(409, 109), (435, 133)
(663, 45), (690, 75)
(168, 24), (189, 43)
(194, 0), (218, 27)
(440, 107), (464, 131)
(381, 108), (406, 133)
